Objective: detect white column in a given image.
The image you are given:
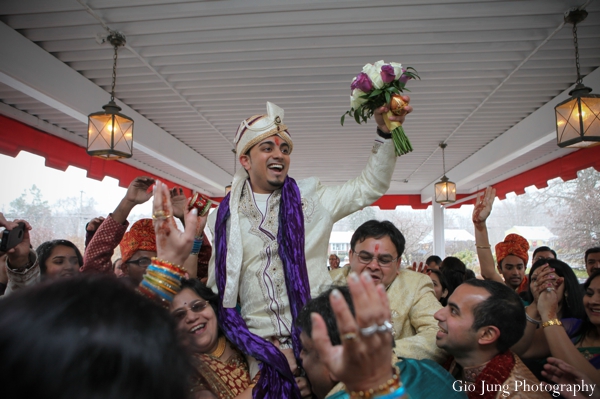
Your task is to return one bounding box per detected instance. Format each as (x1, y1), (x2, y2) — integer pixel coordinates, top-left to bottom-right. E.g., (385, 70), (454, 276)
(433, 203), (445, 258)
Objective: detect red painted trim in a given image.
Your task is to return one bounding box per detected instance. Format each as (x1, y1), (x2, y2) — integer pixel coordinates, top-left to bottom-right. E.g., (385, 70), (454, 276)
(2, 115), (600, 209)
(0, 115), (192, 196)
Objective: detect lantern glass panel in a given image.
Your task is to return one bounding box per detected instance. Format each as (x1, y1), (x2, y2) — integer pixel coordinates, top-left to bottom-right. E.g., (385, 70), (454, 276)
(556, 95), (600, 148)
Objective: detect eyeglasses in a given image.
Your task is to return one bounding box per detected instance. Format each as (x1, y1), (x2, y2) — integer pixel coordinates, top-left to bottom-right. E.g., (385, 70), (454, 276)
(171, 300), (209, 321)
(353, 252), (399, 268)
(124, 257), (152, 269)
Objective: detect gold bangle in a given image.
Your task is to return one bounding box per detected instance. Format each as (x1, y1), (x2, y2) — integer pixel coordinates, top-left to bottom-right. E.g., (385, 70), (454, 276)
(348, 366), (401, 399)
(476, 245), (491, 249)
(542, 319), (562, 328)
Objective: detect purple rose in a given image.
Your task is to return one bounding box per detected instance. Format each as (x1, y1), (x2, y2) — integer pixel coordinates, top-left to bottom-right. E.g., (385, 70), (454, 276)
(380, 65), (396, 83)
(399, 69), (411, 85)
(351, 73), (373, 92)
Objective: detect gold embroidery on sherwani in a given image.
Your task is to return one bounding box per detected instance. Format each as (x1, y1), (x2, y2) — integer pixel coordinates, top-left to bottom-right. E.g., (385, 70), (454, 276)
(238, 182), (292, 338)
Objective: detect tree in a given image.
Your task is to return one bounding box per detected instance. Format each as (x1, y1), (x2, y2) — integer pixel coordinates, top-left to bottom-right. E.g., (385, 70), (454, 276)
(537, 168), (600, 265)
(8, 185), (54, 247)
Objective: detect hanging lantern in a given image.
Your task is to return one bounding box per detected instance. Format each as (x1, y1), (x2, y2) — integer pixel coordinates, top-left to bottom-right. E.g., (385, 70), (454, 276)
(555, 9), (600, 148)
(87, 32), (134, 159)
(434, 143), (456, 204)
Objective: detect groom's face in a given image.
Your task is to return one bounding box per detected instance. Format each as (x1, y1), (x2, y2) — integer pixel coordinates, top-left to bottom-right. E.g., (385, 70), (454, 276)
(240, 135), (290, 194)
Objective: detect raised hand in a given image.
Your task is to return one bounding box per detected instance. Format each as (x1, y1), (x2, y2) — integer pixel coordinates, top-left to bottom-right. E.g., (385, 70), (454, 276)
(86, 216), (105, 232)
(5, 219), (32, 268)
(537, 280), (560, 321)
(125, 176), (155, 205)
(373, 95), (412, 132)
(530, 264), (562, 305)
(473, 186), (496, 227)
(152, 181), (198, 267)
(411, 261), (428, 274)
(311, 272), (394, 393)
(169, 187), (186, 220)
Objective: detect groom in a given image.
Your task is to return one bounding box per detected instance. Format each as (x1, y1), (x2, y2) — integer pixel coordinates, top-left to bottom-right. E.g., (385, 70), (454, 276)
(207, 99), (411, 398)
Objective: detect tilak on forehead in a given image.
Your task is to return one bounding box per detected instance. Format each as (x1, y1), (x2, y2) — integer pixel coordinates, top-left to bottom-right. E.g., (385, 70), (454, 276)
(233, 102), (294, 156)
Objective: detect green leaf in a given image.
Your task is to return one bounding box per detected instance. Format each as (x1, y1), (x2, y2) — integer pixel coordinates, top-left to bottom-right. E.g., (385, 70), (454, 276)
(354, 109), (361, 124)
(369, 89), (382, 97)
(341, 114), (345, 126)
(385, 91), (391, 104)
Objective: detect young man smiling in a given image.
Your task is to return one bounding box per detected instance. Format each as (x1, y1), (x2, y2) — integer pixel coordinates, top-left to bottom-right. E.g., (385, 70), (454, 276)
(206, 100), (411, 397)
(435, 279), (547, 399)
(330, 220), (446, 364)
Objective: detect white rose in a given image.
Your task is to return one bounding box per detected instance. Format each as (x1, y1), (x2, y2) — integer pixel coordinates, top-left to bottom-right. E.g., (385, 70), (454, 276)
(362, 63), (384, 89)
(390, 62), (403, 79)
(350, 89), (367, 109)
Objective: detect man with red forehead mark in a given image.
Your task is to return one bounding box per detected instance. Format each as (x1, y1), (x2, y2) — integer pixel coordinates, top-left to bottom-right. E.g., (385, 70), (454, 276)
(206, 100), (412, 398)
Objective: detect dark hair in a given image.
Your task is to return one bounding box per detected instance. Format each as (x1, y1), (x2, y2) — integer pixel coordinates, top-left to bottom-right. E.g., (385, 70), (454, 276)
(0, 276), (190, 399)
(350, 220), (406, 258)
(428, 269), (449, 305)
(464, 269), (476, 281)
(440, 257), (467, 300)
(463, 279), (526, 352)
(521, 258), (584, 319)
(574, 270), (600, 345)
(532, 246), (557, 260)
(585, 247), (600, 264)
(296, 286), (354, 346)
(180, 278), (219, 321)
(426, 255), (442, 266)
(36, 239), (83, 275)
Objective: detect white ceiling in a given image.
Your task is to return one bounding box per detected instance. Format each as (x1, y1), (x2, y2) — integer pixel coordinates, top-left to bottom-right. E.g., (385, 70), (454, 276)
(0, 0), (599, 203)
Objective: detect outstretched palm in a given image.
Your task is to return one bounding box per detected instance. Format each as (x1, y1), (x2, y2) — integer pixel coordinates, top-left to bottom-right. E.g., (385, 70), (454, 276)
(472, 186), (495, 224)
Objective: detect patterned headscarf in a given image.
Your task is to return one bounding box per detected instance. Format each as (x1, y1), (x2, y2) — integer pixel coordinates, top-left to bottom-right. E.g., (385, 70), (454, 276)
(120, 219), (156, 263)
(495, 233), (529, 267)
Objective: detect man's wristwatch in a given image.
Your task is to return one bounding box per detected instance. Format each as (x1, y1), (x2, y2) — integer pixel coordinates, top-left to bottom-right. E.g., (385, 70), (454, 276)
(376, 127), (392, 140)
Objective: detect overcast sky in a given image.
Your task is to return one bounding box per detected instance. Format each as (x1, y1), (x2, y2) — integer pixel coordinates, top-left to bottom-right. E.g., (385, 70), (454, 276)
(0, 151), (152, 217)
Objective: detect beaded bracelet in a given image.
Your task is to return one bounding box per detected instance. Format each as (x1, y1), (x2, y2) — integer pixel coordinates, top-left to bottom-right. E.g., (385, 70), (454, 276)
(348, 366), (401, 399)
(190, 237), (203, 255)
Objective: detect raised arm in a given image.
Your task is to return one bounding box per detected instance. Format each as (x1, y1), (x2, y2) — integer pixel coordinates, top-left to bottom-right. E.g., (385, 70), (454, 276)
(82, 176), (155, 274)
(3, 218), (38, 295)
(537, 288), (600, 386)
(472, 187), (503, 284)
(320, 99), (412, 222)
(512, 264), (556, 358)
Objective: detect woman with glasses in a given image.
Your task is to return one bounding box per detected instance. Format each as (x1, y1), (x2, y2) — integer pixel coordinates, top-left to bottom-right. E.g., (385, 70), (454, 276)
(170, 278), (257, 399)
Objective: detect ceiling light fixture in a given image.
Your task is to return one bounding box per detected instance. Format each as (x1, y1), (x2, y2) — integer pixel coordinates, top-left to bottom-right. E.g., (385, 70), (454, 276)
(87, 32), (134, 159)
(434, 142), (456, 204)
(555, 8), (600, 148)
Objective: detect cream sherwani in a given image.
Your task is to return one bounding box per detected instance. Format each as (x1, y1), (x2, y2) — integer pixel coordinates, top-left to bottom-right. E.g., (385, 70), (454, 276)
(207, 137), (396, 342)
(331, 267), (447, 363)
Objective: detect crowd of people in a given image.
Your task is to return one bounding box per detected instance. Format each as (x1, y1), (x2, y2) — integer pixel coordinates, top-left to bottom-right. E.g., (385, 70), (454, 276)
(1, 99), (599, 399)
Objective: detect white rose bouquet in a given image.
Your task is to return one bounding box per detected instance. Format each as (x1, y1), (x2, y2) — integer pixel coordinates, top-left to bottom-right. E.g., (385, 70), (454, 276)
(341, 60), (419, 156)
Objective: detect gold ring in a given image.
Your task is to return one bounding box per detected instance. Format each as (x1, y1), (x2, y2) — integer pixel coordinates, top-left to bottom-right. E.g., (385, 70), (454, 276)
(342, 332), (357, 341)
(152, 210), (172, 219)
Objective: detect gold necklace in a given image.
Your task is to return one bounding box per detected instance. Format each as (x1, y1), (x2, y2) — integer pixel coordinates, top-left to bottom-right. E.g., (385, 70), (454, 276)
(209, 336), (226, 359)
